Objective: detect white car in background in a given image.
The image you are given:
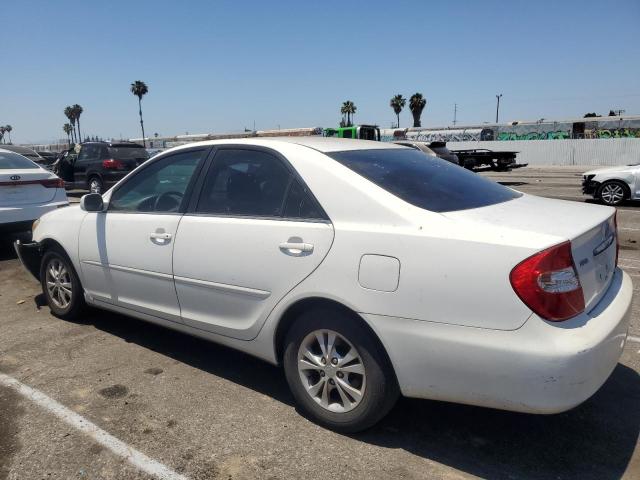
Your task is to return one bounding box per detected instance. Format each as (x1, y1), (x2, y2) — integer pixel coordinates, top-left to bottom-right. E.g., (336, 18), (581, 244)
(582, 164), (640, 206)
(1, 148), (68, 234)
(15, 138), (632, 432)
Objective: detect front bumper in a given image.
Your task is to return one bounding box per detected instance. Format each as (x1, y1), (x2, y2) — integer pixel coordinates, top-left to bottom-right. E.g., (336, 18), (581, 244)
(363, 268), (632, 414)
(582, 177), (600, 195)
(14, 240), (42, 281)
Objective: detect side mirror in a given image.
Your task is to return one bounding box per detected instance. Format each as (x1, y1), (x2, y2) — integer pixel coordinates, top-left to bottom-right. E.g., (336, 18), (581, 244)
(80, 193), (104, 212)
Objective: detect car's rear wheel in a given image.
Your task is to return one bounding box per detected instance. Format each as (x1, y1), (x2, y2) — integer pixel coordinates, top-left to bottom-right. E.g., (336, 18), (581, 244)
(88, 176), (103, 194)
(40, 247), (85, 320)
(283, 308), (399, 433)
(598, 180), (628, 206)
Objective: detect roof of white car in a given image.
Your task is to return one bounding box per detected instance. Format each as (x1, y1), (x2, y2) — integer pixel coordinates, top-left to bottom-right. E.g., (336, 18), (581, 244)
(175, 136), (406, 153)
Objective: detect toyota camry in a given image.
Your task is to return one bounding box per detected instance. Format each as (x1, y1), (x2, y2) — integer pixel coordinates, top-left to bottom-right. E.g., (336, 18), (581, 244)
(15, 138), (632, 432)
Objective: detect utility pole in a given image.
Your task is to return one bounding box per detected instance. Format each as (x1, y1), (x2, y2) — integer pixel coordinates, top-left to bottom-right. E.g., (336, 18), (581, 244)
(453, 103), (458, 126)
(495, 94), (502, 123)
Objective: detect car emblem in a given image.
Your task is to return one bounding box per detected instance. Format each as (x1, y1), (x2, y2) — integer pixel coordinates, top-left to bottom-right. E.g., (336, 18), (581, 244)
(10, 175), (20, 181)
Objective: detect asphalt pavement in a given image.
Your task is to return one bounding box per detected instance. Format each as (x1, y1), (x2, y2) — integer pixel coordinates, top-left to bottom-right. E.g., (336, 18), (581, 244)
(0, 167), (639, 480)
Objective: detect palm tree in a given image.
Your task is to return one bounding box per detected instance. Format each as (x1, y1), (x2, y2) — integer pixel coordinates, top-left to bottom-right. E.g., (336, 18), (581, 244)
(130, 80), (149, 147)
(64, 106), (77, 143)
(63, 123), (73, 145)
(341, 100), (357, 126)
(389, 94), (406, 128)
(0, 126), (5, 144)
(409, 93), (427, 128)
(72, 104), (83, 142)
(4, 125), (12, 144)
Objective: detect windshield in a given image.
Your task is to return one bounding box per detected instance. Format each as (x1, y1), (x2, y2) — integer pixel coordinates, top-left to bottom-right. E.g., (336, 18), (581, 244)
(0, 151), (40, 169)
(328, 148), (521, 213)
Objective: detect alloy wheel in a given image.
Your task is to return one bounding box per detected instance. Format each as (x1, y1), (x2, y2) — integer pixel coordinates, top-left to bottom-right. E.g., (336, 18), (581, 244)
(297, 329), (366, 413)
(601, 183), (625, 205)
(45, 258), (72, 309)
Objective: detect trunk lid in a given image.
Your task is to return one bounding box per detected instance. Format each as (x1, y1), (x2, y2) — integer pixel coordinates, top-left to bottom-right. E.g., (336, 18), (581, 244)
(0, 169), (59, 206)
(443, 194), (617, 312)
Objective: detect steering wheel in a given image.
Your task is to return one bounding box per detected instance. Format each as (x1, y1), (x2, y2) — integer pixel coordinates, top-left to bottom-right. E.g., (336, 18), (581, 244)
(153, 191), (184, 212)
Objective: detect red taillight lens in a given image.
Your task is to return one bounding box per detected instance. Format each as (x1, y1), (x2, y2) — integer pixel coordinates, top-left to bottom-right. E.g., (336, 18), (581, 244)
(39, 178), (65, 188)
(510, 241), (585, 321)
(102, 159), (124, 169)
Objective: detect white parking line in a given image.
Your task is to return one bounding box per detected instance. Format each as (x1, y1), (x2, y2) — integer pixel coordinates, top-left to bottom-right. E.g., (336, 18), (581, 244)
(0, 373), (189, 480)
(620, 227), (640, 232)
(627, 335), (640, 343)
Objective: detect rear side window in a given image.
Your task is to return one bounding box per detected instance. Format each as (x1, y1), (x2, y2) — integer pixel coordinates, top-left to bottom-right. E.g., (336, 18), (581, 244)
(283, 179), (325, 220)
(327, 148), (521, 213)
(109, 147), (149, 160)
(0, 152), (39, 169)
(197, 149), (292, 217)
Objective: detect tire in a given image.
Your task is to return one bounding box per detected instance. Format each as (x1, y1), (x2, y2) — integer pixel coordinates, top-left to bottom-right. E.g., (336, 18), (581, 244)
(88, 176), (103, 194)
(597, 180), (628, 206)
(283, 308), (399, 433)
(40, 247), (86, 320)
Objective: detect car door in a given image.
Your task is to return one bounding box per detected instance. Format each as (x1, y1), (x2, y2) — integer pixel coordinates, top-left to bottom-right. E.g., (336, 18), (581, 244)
(73, 145), (94, 188)
(78, 148), (209, 322)
(173, 146), (335, 340)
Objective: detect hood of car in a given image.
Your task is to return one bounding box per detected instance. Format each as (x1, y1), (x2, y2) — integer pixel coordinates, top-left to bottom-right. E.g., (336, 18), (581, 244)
(583, 166), (633, 176)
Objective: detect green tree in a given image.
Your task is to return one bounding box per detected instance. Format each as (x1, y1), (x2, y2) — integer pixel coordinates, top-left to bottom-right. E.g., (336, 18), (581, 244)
(63, 123), (73, 145)
(341, 100), (357, 127)
(389, 94), (406, 128)
(64, 106), (77, 143)
(0, 126), (5, 144)
(4, 125), (12, 144)
(130, 80), (149, 147)
(72, 104), (83, 142)
(409, 93), (427, 128)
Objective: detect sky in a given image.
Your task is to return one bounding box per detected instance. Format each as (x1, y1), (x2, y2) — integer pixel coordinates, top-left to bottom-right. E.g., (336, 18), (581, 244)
(2, 0), (639, 144)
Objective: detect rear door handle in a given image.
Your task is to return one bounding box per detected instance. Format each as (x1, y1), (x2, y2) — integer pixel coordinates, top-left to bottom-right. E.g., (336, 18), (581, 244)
(279, 242), (314, 255)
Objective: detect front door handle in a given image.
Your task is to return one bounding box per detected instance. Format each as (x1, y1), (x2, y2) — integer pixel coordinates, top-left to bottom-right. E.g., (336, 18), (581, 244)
(150, 231), (172, 245)
(150, 232), (172, 240)
(279, 242), (314, 256)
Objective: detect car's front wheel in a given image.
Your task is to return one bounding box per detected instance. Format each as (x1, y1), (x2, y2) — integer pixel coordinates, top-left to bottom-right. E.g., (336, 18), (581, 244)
(598, 180), (628, 206)
(283, 308), (399, 433)
(40, 247), (85, 320)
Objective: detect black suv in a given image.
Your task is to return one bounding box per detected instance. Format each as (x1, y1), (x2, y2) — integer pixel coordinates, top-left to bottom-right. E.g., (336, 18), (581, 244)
(56, 142), (149, 194)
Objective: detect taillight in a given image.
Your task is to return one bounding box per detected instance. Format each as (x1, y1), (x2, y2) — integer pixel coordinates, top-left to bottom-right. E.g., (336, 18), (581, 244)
(40, 178), (65, 188)
(102, 159), (124, 169)
(510, 241), (585, 321)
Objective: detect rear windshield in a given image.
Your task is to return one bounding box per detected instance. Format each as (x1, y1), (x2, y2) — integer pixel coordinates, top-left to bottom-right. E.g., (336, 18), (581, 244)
(327, 148), (521, 212)
(108, 147), (149, 160)
(0, 152), (39, 169)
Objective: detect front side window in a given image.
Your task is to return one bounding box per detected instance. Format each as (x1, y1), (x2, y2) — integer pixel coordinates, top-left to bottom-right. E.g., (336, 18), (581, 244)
(109, 149), (205, 213)
(328, 148), (521, 213)
(196, 149), (292, 217)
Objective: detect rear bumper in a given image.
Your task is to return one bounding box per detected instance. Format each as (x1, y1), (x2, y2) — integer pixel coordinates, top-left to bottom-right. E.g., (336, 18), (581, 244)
(14, 240), (42, 280)
(363, 268), (632, 414)
(0, 198), (68, 227)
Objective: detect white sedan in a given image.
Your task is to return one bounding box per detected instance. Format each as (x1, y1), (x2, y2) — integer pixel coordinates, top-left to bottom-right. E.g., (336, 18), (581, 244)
(1, 148), (68, 234)
(582, 163), (640, 206)
(15, 138), (632, 432)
